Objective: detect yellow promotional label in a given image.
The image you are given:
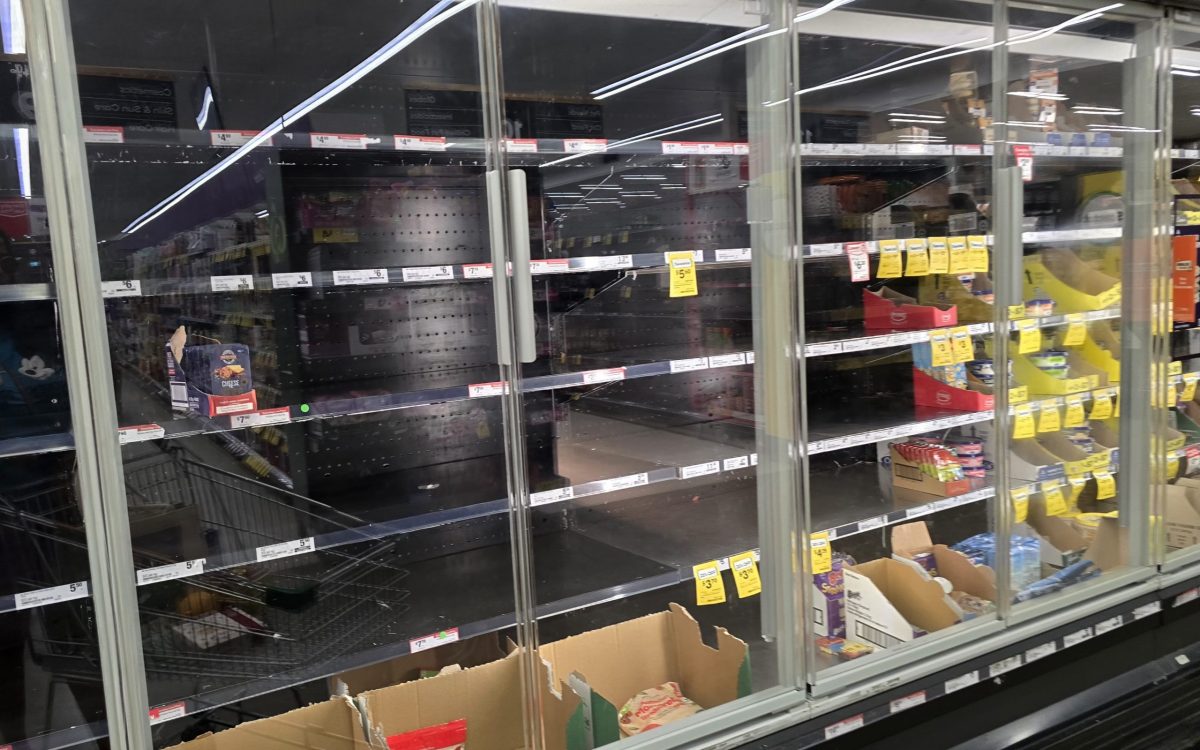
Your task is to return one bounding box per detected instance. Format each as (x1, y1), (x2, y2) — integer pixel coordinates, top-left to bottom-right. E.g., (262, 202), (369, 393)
(1169, 361), (1183, 377)
(1042, 481), (1069, 517)
(1096, 284), (1121, 309)
(1013, 404), (1036, 439)
(1009, 385), (1029, 404)
(929, 332), (954, 367)
(948, 237), (970, 274)
(666, 251), (699, 298)
(1183, 373), (1199, 403)
(1037, 401), (1061, 433)
(1064, 458), (1091, 479)
(1087, 451), (1111, 473)
(1011, 486), (1030, 524)
(1094, 471), (1117, 500)
(904, 238), (930, 276)
(1063, 395), (1086, 428)
(1168, 454), (1181, 479)
(967, 235), (989, 273)
(693, 561), (727, 606)
(1017, 319), (1042, 354)
(314, 227), (359, 244)
(1113, 390), (1120, 417)
(951, 327), (974, 363)
(1067, 475), (1088, 500)
(877, 240), (903, 278)
(1063, 313), (1087, 347)
(1090, 390), (1113, 421)
(928, 237), (949, 273)
(1008, 304), (1027, 321)
(810, 532), (832, 575)
(729, 551), (762, 598)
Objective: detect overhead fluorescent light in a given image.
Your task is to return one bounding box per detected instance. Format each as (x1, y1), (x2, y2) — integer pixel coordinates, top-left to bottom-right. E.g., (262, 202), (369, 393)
(14, 126), (29, 199)
(888, 117), (944, 124)
(254, 209), (269, 218)
(1173, 69), (1200, 77)
(1072, 105), (1122, 114)
(1, 0), (25, 55)
(887, 112), (943, 120)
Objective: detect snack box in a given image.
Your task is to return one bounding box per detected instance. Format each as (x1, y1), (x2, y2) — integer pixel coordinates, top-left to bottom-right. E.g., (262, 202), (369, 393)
(863, 287), (957, 330)
(166, 325), (258, 416)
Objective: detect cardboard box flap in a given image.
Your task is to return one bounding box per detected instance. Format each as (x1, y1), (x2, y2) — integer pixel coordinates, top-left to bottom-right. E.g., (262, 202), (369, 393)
(931, 544), (997, 602)
(891, 521), (933, 557)
(331, 633), (504, 696)
(165, 697), (372, 750)
(851, 558), (959, 633)
(360, 651), (525, 750)
(1084, 515), (1127, 571)
(667, 603), (747, 708)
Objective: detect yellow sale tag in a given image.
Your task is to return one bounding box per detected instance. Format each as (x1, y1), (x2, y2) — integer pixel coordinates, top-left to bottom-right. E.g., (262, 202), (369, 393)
(1096, 284), (1121, 309)
(929, 332), (954, 367)
(667, 251), (699, 298)
(1113, 390), (1120, 417)
(1011, 486), (1030, 524)
(1168, 454), (1181, 479)
(811, 532), (832, 575)
(1087, 451), (1110, 473)
(729, 551), (762, 598)
(1063, 395), (1086, 428)
(1017, 319), (1042, 354)
(1042, 481), (1069, 516)
(928, 237), (949, 273)
(1008, 304), (1027, 321)
(877, 240), (903, 278)
(1037, 401), (1061, 433)
(1009, 385), (1029, 404)
(1094, 471), (1117, 500)
(951, 327), (974, 363)
(1013, 404), (1036, 439)
(693, 561), (727, 606)
(948, 237), (970, 274)
(1169, 361), (1183, 377)
(1064, 458), (1090, 479)
(1090, 390), (1113, 420)
(905, 238), (930, 276)
(1063, 313), (1087, 347)
(967, 235), (989, 273)
(1183, 373), (1199, 403)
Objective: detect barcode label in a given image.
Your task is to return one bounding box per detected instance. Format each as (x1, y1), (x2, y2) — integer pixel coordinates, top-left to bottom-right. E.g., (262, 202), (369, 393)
(722, 455), (750, 471)
(944, 671), (980, 693)
(890, 691), (926, 713)
(1063, 627), (1094, 647)
(15, 581), (88, 610)
(824, 715), (864, 739)
(1025, 642), (1057, 662)
(855, 620), (903, 648)
(715, 248), (752, 262)
(708, 353), (747, 368)
(989, 655), (1022, 677)
(599, 473), (648, 492)
(170, 383), (188, 403)
(101, 280), (142, 298)
(210, 130), (258, 147)
(272, 272), (313, 289)
(333, 269), (388, 286)
(255, 537), (315, 562)
(1094, 616), (1124, 634)
(680, 461), (720, 479)
(531, 487), (573, 506)
(1134, 602), (1162, 620)
(401, 265), (454, 283)
(669, 357), (709, 373)
(210, 274), (254, 292)
(137, 559), (206, 585)
(582, 368), (625, 384)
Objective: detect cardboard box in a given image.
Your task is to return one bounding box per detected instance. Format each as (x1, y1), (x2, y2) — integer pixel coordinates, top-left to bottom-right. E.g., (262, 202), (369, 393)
(863, 287), (957, 330)
(1166, 483), (1200, 548)
(892, 522), (997, 603)
(166, 325), (258, 417)
(889, 444), (971, 498)
(844, 558), (959, 648)
(538, 604), (749, 748)
(165, 697), (372, 750)
(330, 632), (506, 696)
(1173, 234), (1197, 323)
(912, 368), (994, 412)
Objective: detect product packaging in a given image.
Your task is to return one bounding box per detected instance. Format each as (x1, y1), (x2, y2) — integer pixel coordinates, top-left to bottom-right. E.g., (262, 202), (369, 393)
(167, 325), (258, 416)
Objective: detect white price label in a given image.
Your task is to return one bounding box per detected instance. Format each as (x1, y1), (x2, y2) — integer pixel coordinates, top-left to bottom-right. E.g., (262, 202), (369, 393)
(210, 274), (254, 292)
(989, 655), (1022, 677)
(722, 455), (751, 471)
(807, 243), (844, 257)
(137, 559), (206, 586)
(599, 473), (649, 492)
(311, 132), (368, 149)
(209, 130), (258, 147)
(857, 517), (884, 532)
(101, 280), (142, 298)
(401, 265), (454, 283)
(255, 537), (315, 562)
(504, 139), (538, 153)
(1094, 616), (1123, 634)
(1063, 627), (1094, 647)
(118, 424), (166, 444)
(750, 453), (757, 465)
(333, 268), (388, 286)
(530, 258), (569, 275)
(1025, 642), (1057, 662)
(468, 381), (508, 398)
(806, 342), (843, 357)
(563, 138), (607, 153)
(890, 691), (926, 713)
(581, 255), (633, 271)
(15, 581), (88, 610)
(271, 272), (313, 289)
(1133, 601), (1162, 620)
(462, 263), (494, 279)
(661, 141), (705, 154)
(394, 135), (447, 152)
(83, 125), (124, 143)
(230, 407), (291, 428)
(715, 248), (752, 262)
(148, 702), (187, 725)
(409, 627), (460, 653)
(708, 353), (747, 368)
(680, 461), (720, 479)
(944, 671), (980, 693)
(530, 487), (574, 506)
(1175, 588), (1200, 607)
(824, 715), (864, 739)
(847, 243), (870, 282)
(669, 357), (709, 373)
(582, 367), (625, 384)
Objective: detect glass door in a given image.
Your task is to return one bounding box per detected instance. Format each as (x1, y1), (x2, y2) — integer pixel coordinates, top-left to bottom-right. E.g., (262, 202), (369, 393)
(495, 1), (802, 747)
(62, 0), (532, 746)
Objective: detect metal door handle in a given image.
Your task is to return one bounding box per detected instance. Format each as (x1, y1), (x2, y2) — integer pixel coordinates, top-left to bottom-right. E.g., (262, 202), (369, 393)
(485, 169), (514, 366)
(508, 169), (537, 363)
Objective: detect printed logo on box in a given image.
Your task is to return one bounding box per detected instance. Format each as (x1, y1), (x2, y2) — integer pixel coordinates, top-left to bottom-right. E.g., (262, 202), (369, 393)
(409, 627), (460, 654)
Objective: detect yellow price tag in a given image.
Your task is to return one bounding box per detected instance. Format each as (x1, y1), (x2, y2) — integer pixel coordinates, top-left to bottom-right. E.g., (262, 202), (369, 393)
(693, 561), (727, 606)
(1011, 486), (1030, 524)
(1042, 481), (1069, 516)
(1168, 454), (1181, 479)
(951, 327), (974, 363)
(1113, 390), (1120, 417)
(877, 240), (903, 278)
(1087, 451), (1111, 473)
(1183, 373), (1199, 403)
(967, 235), (989, 273)
(729, 551), (762, 598)
(1063, 395), (1086, 428)
(905, 238), (930, 276)
(1017, 319), (1042, 355)
(1093, 471), (1117, 500)
(1037, 401), (1061, 433)
(1090, 390), (1113, 420)
(1009, 385), (1029, 404)
(928, 237), (949, 273)
(948, 237), (970, 274)
(810, 532), (832, 575)
(667, 251), (699, 298)
(1169, 361), (1183, 377)
(1008, 304), (1027, 321)
(1096, 284), (1121, 309)
(1067, 475), (1088, 501)
(1064, 458), (1090, 479)
(929, 332), (954, 367)
(1062, 313), (1087, 347)
(1013, 404), (1036, 439)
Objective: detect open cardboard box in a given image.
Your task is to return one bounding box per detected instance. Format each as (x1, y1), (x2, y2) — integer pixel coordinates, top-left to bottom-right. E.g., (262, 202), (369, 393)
(893, 521), (998, 602)
(863, 287), (957, 330)
(1025, 495), (1126, 571)
(912, 368), (993, 412)
(166, 697), (373, 750)
(330, 632), (506, 696)
(1167, 480), (1200, 548)
(889, 444), (971, 499)
(538, 603), (750, 748)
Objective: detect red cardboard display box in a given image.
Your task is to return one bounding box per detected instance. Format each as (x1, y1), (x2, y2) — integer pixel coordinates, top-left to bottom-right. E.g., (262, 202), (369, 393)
(864, 287), (957, 330)
(912, 368), (994, 412)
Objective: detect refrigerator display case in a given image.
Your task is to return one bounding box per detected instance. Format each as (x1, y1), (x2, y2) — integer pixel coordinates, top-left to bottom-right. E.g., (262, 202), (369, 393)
(0, 0), (1184, 748)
